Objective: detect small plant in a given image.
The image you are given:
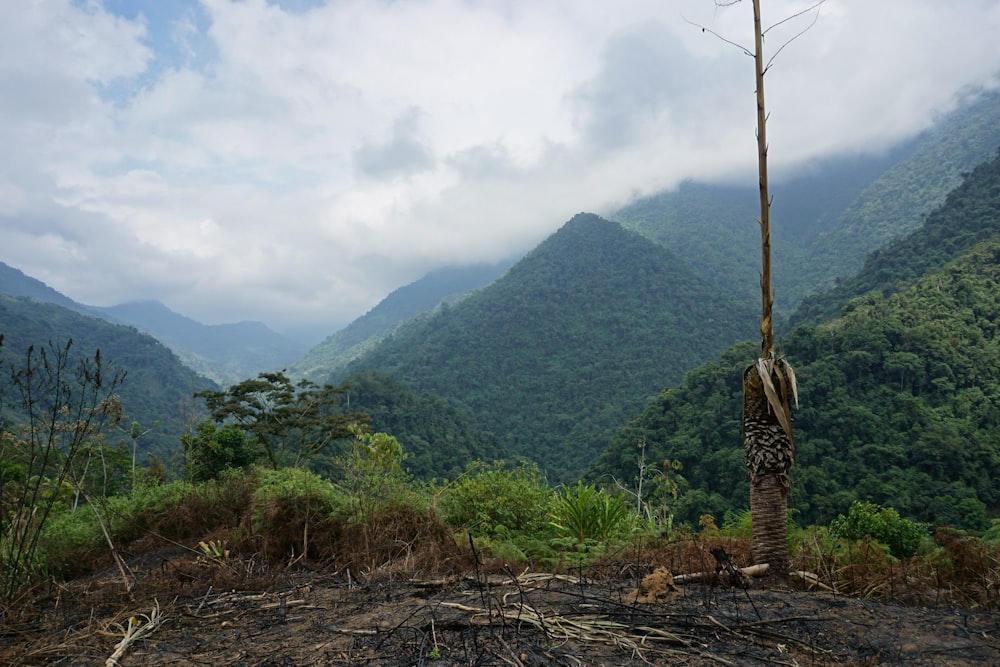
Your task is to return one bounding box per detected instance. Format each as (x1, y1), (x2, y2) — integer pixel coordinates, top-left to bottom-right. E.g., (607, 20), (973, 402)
(104, 601), (161, 667)
(831, 501), (928, 559)
(197, 539), (230, 560)
(550, 482), (630, 544)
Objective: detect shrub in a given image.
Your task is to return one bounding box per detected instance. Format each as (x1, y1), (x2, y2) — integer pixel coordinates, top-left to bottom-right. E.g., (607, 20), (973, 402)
(831, 501), (928, 558)
(439, 461), (554, 538)
(250, 467), (348, 560)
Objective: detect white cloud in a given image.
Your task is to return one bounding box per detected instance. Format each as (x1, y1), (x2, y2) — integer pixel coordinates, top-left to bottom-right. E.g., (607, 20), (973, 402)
(0, 0), (998, 337)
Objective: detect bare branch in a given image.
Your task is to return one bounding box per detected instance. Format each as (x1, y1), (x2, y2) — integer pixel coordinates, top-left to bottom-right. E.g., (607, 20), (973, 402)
(762, 0), (825, 36)
(682, 14), (753, 57)
(763, 1), (825, 73)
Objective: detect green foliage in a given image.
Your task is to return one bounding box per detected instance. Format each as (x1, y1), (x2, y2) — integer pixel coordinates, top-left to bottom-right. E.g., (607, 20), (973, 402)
(37, 479), (199, 577)
(794, 144), (1000, 327)
(0, 295), (217, 463)
(831, 501), (928, 559)
(592, 237), (1000, 531)
(337, 371), (497, 480)
(549, 482), (631, 544)
(251, 467), (347, 529)
(197, 371), (367, 469)
(250, 467), (349, 559)
(182, 421), (262, 482)
(335, 427), (412, 523)
(439, 461), (554, 539)
(290, 262), (512, 380)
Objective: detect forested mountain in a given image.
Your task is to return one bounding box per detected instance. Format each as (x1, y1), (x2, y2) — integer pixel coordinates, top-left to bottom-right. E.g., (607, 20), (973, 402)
(340, 370), (499, 479)
(292, 260), (513, 380)
(792, 147), (1000, 326)
(590, 148), (1000, 531)
(0, 261), (302, 386)
(337, 213), (759, 481)
(612, 89), (1000, 314)
(0, 295), (216, 462)
(93, 301), (305, 386)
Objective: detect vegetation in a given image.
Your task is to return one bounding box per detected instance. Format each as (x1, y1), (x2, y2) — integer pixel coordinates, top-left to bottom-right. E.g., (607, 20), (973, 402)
(0, 339), (125, 598)
(615, 90), (1000, 315)
(592, 237), (1000, 532)
(336, 370), (498, 480)
(0, 294), (216, 461)
(195, 371), (367, 469)
(340, 213), (757, 481)
(291, 261), (513, 380)
(793, 145), (1000, 326)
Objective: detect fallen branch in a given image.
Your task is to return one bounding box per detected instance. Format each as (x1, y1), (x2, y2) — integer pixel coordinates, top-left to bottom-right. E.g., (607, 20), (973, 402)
(674, 563), (770, 584)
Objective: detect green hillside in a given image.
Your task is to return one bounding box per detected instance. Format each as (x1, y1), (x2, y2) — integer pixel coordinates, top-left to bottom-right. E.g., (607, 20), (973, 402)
(613, 90), (1000, 313)
(0, 261), (303, 386)
(0, 296), (216, 462)
(95, 300), (306, 386)
(793, 146), (1000, 326)
(590, 149), (1000, 530)
(339, 213), (758, 481)
(292, 261), (512, 380)
(340, 370), (499, 479)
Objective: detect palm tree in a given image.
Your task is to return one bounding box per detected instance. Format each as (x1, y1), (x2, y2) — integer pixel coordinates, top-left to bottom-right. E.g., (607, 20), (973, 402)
(740, 0), (800, 576)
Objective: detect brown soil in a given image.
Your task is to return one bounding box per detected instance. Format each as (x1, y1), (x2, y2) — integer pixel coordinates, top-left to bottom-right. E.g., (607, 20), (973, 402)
(3, 544), (999, 667)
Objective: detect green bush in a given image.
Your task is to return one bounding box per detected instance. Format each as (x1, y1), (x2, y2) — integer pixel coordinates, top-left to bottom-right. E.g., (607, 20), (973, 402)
(831, 501), (928, 558)
(439, 461), (554, 538)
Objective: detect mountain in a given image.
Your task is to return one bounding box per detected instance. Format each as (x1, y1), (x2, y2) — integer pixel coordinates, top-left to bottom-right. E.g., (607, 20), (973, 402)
(791, 146), (1000, 326)
(612, 89), (1000, 316)
(0, 262), (97, 316)
(336, 213), (759, 481)
(291, 260), (514, 380)
(589, 147), (1000, 531)
(0, 295), (217, 463)
(93, 301), (306, 386)
(0, 261), (303, 386)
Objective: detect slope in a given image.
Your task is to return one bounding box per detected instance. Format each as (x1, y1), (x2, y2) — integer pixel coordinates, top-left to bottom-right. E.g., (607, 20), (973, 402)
(0, 295), (217, 462)
(340, 213), (758, 481)
(292, 260), (514, 381)
(612, 89), (1000, 313)
(94, 300), (306, 386)
(590, 148), (1000, 530)
(339, 370), (499, 480)
(792, 146), (1000, 326)
(0, 261), (303, 386)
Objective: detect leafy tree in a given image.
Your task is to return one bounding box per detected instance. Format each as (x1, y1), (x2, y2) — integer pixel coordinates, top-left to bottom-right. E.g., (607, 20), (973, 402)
(336, 426), (411, 524)
(439, 461), (554, 539)
(831, 501), (927, 559)
(196, 371), (367, 469)
(181, 421), (261, 482)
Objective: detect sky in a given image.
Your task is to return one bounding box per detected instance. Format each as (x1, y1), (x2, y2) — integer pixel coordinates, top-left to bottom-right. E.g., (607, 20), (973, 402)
(1, 0), (998, 341)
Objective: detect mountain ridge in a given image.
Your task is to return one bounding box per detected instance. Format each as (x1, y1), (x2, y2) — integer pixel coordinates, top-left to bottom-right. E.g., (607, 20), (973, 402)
(337, 212), (759, 480)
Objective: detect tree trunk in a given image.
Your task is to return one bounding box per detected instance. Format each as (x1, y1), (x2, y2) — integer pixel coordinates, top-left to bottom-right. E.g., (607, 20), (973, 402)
(743, 362), (793, 576)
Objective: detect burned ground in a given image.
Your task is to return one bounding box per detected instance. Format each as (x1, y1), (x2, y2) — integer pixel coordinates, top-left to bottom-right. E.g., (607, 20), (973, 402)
(3, 537), (999, 667)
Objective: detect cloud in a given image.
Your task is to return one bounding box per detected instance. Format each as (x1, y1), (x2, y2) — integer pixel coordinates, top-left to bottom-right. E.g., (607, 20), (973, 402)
(0, 0), (998, 337)
(355, 107), (436, 180)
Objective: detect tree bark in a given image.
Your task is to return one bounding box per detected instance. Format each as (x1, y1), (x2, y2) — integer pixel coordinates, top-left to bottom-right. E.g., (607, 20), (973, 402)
(743, 362), (793, 576)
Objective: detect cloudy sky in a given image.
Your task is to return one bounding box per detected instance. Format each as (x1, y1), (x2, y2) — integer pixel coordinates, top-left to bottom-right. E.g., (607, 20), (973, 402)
(1, 0), (998, 340)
